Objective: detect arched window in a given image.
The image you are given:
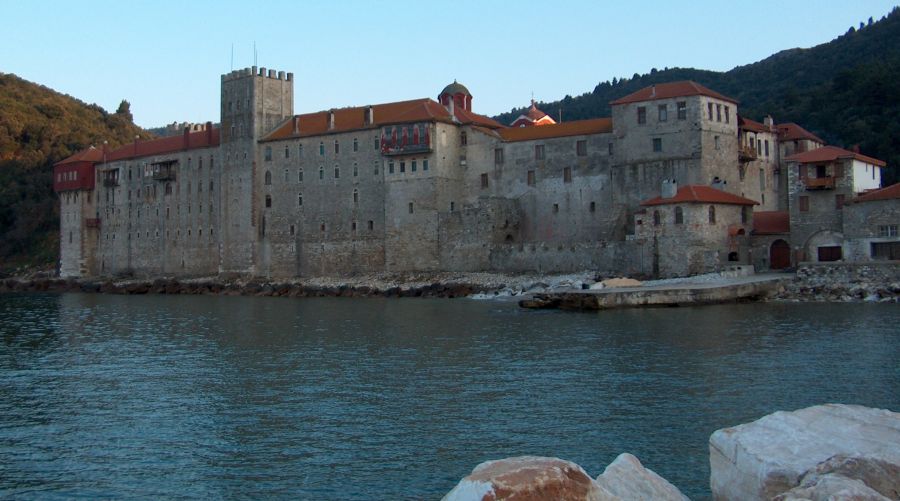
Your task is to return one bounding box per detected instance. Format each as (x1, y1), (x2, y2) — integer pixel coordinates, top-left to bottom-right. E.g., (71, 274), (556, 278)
(319, 166), (324, 180)
(460, 131), (468, 146)
(298, 193), (303, 207)
(265, 195), (272, 208)
(353, 189), (359, 204)
(708, 205), (716, 224)
(675, 206), (684, 224)
(298, 169), (304, 183)
(264, 170), (272, 185)
(334, 140), (340, 154)
(319, 142), (325, 156)
(653, 210), (660, 226)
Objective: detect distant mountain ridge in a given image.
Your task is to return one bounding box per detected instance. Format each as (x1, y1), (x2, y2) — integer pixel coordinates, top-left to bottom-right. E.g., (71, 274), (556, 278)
(494, 8), (899, 184)
(0, 73), (149, 267)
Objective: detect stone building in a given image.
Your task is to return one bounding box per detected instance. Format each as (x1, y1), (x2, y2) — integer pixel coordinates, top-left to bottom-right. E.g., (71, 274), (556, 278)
(53, 67), (893, 279)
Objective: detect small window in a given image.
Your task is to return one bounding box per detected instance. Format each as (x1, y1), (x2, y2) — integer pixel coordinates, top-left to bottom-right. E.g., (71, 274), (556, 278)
(353, 138), (358, 152)
(298, 144), (303, 157)
(265, 195), (272, 208)
(334, 140), (339, 154)
(576, 140), (587, 157)
(714, 135), (720, 150)
(298, 193), (303, 206)
(677, 101), (687, 120)
(408, 202), (414, 214)
(708, 205), (716, 224)
(724, 106), (730, 124)
(527, 170), (535, 186)
(353, 189), (359, 204)
(299, 169), (304, 182)
(334, 167), (340, 179)
(389, 161), (395, 174)
(608, 142), (613, 156)
(879, 224), (898, 237)
(320, 223), (326, 232)
(411, 160), (417, 172)
(637, 106), (647, 124)
(374, 137), (379, 150)
(368, 220), (374, 231)
(675, 207), (684, 224)
(716, 104), (722, 122)
(589, 201), (596, 212)
(553, 203), (559, 213)
(374, 160), (379, 175)
(450, 201), (455, 211)
(265, 146), (272, 161)
(264, 171), (272, 185)
(284, 146), (290, 159)
(799, 196), (810, 212)
(535, 144), (545, 160)
(399, 162), (405, 173)
(319, 142), (325, 156)
(658, 104), (667, 122)
(423, 160), (428, 171)
(707, 102), (713, 120)
(494, 148), (504, 164)
(460, 131), (467, 146)
(480, 173), (489, 189)
(319, 166), (324, 180)
(653, 210), (661, 225)
(290, 225), (295, 236)
(653, 138), (662, 152)
(764, 140), (769, 157)
(563, 167), (572, 183)
(353, 163), (358, 177)
(741, 206), (749, 224)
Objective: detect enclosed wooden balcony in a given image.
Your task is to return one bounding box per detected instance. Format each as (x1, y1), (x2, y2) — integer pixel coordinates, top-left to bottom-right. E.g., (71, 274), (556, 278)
(738, 145), (757, 162)
(804, 176), (835, 190)
(382, 143), (432, 156)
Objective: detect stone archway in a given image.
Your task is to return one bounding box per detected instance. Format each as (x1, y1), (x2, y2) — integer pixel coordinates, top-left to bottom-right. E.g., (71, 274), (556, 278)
(770, 239), (790, 269)
(805, 230), (844, 263)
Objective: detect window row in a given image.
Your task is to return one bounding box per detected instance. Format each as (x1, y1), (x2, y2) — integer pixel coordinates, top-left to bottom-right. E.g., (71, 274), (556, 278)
(264, 137), (380, 161)
(637, 102), (688, 125)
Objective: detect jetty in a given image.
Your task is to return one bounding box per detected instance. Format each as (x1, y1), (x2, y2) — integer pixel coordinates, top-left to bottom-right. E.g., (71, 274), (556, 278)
(519, 273), (791, 311)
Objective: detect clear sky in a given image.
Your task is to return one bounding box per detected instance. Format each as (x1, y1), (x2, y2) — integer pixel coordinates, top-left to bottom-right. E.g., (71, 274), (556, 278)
(4, 0), (896, 128)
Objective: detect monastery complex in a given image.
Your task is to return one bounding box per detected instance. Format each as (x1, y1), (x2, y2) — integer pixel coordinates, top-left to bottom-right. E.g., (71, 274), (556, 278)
(53, 66), (899, 279)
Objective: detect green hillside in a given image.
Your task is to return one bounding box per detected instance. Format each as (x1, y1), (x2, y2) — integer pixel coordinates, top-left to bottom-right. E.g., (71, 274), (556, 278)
(495, 8), (900, 184)
(0, 73), (149, 269)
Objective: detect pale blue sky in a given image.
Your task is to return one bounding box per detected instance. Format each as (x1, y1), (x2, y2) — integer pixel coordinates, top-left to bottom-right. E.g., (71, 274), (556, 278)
(4, 1), (896, 127)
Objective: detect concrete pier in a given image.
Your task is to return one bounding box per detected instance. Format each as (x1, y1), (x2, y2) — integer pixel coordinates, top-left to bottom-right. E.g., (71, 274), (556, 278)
(519, 273), (792, 311)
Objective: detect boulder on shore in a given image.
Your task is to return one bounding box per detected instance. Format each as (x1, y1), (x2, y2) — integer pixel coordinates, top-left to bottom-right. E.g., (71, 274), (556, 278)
(595, 453), (689, 501)
(442, 456), (612, 501)
(709, 404), (900, 500)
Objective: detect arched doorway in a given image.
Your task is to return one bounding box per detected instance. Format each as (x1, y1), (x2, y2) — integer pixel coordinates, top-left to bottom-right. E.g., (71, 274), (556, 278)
(770, 239), (790, 269)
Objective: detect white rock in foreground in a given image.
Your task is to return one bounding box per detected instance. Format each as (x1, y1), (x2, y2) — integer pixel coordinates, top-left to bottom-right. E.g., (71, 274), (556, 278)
(709, 404), (900, 500)
(595, 453), (689, 501)
(442, 456), (615, 501)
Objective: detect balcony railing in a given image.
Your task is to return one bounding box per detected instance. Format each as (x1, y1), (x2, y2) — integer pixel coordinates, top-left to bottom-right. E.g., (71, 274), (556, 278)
(739, 145), (757, 162)
(152, 166), (175, 181)
(804, 176), (835, 190)
(85, 218), (101, 228)
(382, 143), (432, 156)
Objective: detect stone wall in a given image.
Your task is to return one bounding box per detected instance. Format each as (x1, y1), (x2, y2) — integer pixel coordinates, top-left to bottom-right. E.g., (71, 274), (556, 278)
(778, 261), (900, 301)
(843, 198), (900, 261)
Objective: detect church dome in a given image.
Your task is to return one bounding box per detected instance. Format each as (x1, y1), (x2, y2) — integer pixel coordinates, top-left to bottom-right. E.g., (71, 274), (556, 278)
(440, 80), (471, 96)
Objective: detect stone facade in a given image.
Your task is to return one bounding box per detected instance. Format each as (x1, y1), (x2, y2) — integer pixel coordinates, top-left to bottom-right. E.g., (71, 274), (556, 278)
(54, 71), (890, 280)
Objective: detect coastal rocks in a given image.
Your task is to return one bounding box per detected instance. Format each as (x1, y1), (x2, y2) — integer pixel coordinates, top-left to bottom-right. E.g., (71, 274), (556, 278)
(594, 453), (689, 501)
(775, 262), (900, 302)
(442, 456), (613, 501)
(709, 404), (900, 500)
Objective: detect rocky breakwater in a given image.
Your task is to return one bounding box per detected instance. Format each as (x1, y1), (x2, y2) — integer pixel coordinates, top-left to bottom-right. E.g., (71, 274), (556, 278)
(442, 454), (688, 501)
(710, 404), (900, 500)
(776, 262), (900, 302)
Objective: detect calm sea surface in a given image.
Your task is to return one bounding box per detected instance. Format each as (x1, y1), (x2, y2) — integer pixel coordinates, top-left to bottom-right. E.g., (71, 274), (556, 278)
(0, 293), (897, 499)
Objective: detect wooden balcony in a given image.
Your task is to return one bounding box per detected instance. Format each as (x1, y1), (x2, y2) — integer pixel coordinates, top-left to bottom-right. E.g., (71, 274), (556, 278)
(804, 176), (835, 190)
(85, 218), (101, 228)
(151, 161), (177, 181)
(739, 145), (757, 162)
(382, 143), (432, 156)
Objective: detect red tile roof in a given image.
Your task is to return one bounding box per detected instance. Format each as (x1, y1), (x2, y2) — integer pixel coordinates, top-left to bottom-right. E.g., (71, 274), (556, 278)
(752, 211), (790, 234)
(261, 98), (502, 142)
(55, 146), (104, 166)
(609, 81), (738, 105)
(498, 118), (612, 142)
(784, 145), (886, 167)
(640, 185), (759, 206)
(846, 182), (900, 204)
(738, 116), (770, 133)
(55, 128), (220, 166)
(776, 122), (824, 143)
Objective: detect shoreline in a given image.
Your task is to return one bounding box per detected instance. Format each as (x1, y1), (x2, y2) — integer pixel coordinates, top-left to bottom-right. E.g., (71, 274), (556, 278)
(1, 263), (898, 303)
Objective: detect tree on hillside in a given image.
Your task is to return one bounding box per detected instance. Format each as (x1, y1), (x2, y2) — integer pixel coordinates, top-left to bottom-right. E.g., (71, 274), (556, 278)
(116, 99), (133, 122)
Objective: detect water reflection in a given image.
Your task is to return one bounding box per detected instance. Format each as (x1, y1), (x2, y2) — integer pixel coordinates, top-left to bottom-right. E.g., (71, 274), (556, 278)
(0, 294), (897, 499)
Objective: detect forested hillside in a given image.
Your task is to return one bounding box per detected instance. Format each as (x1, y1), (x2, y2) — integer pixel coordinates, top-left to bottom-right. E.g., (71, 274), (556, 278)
(495, 8), (900, 184)
(0, 73), (148, 269)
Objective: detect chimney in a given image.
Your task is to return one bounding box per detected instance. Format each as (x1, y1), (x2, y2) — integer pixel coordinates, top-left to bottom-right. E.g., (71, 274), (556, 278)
(292, 116), (300, 135)
(183, 127), (190, 150)
(328, 110), (335, 130)
(764, 115), (774, 129)
(365, 105), (374, 126)
(206, 121), (213, 144)
(661, 179), (677, 199)
(133, 135), (139, 155)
